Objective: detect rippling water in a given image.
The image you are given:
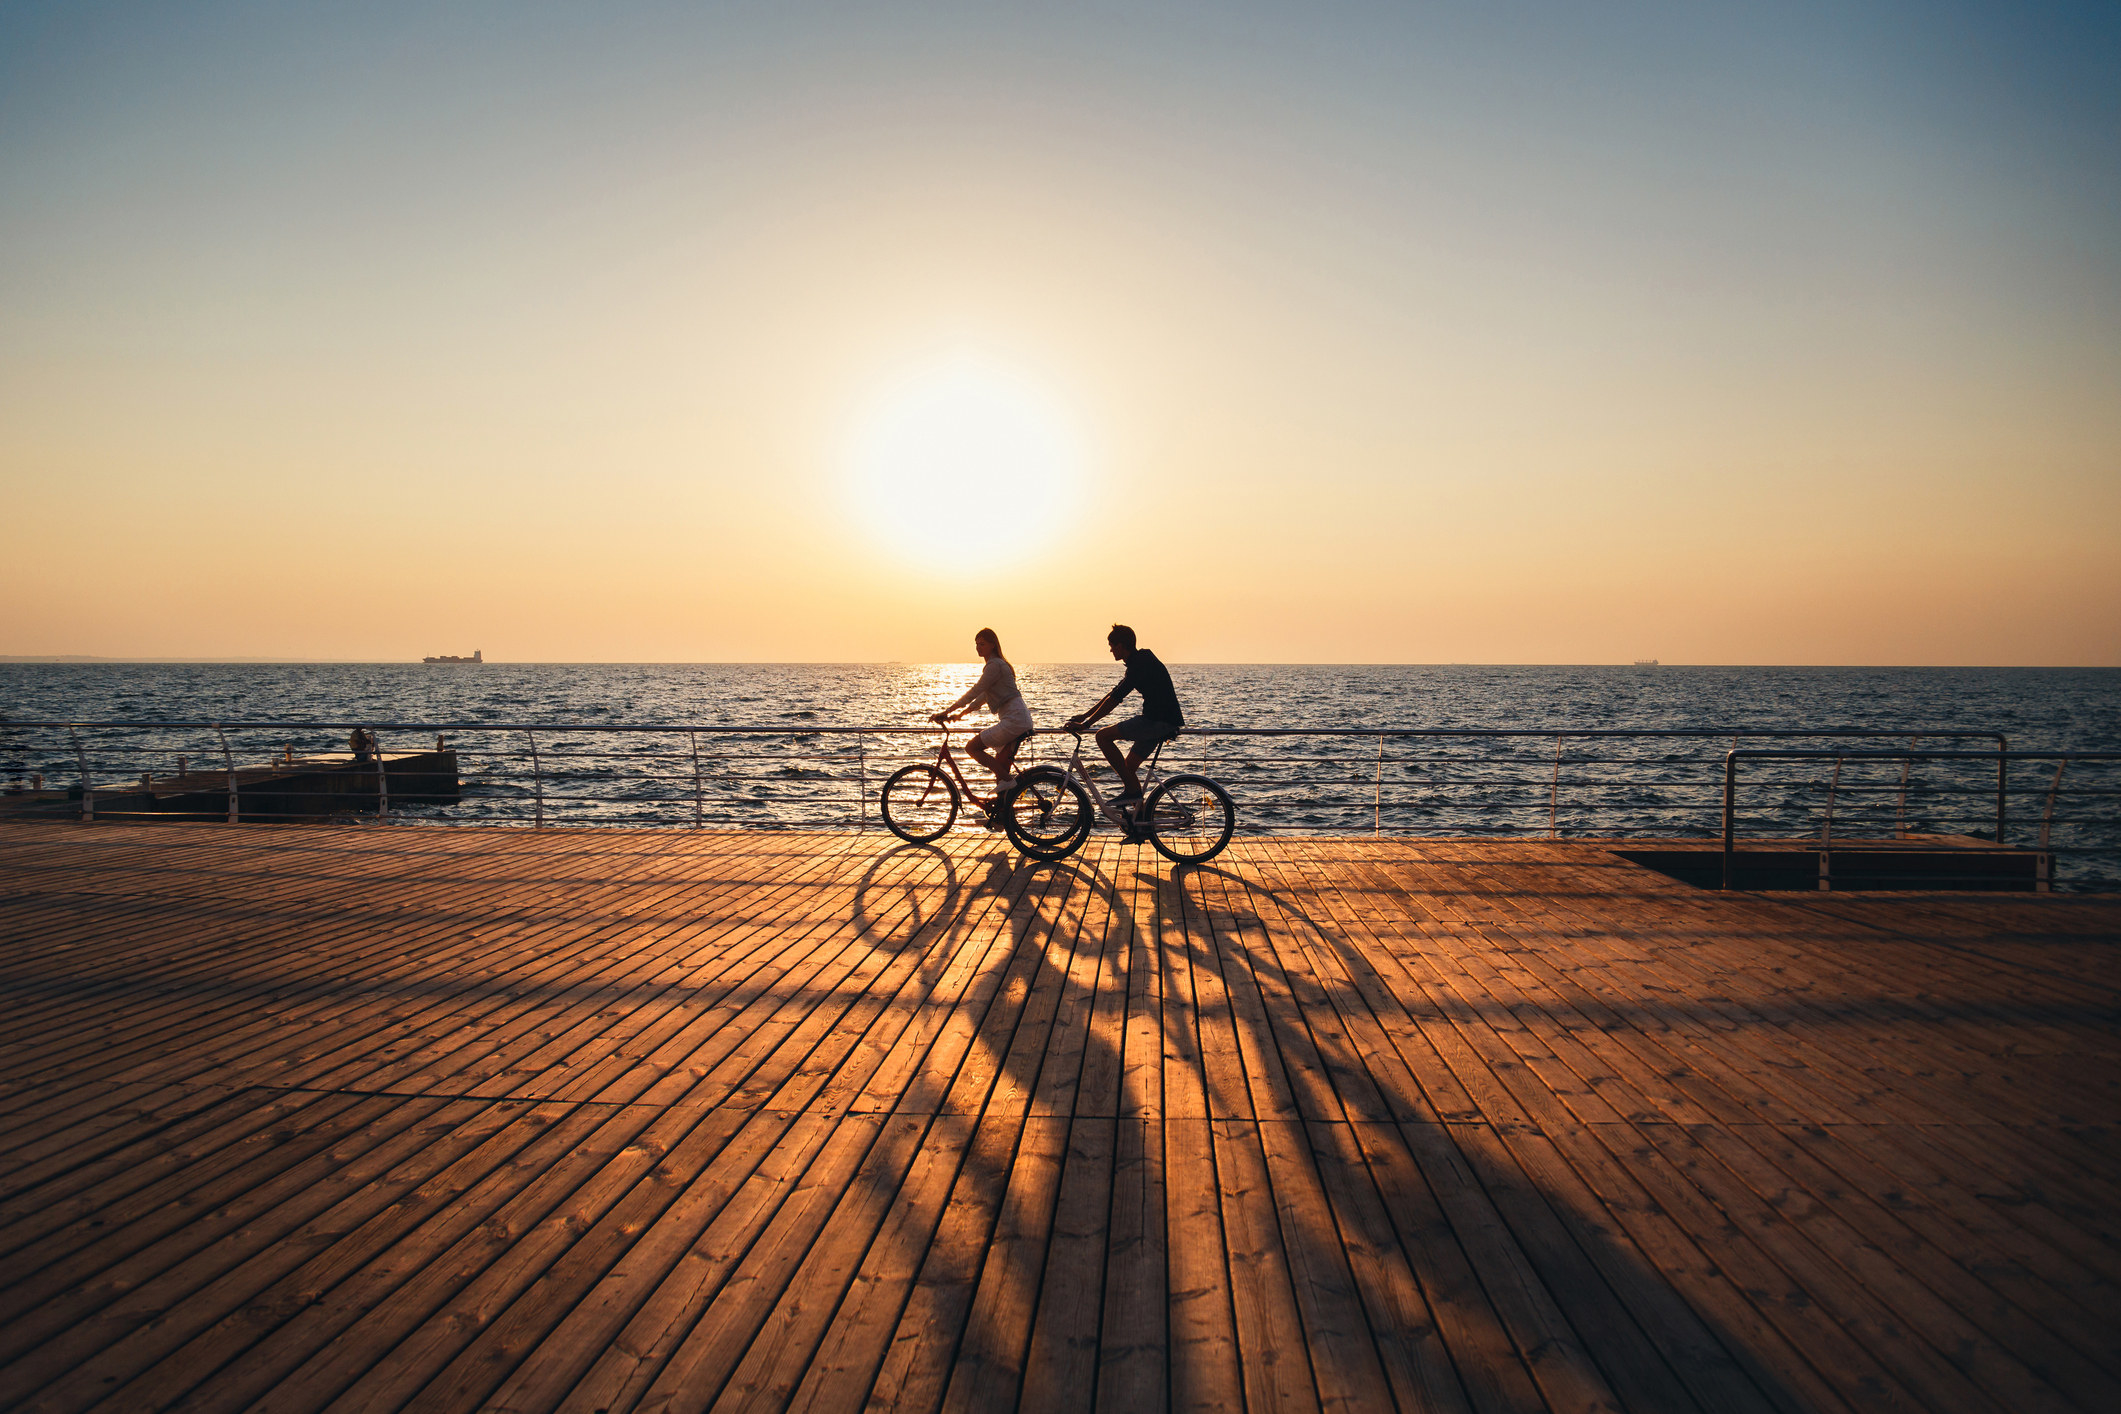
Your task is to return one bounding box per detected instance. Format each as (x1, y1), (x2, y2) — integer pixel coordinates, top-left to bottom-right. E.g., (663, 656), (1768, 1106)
(4, 663), (2116, 883)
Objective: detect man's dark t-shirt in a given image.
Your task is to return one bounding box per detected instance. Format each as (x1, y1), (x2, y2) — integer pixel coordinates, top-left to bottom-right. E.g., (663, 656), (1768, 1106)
(1116, 649), (1183, 726)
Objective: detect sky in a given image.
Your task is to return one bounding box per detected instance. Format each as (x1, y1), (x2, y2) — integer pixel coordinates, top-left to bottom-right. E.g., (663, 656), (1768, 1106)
(2, 0), (2117, 665)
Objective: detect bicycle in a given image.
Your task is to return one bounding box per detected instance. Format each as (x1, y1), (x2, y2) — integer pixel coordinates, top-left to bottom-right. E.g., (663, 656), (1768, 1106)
(878, 723), (1025, 844)
(998, 727), (1235, 864)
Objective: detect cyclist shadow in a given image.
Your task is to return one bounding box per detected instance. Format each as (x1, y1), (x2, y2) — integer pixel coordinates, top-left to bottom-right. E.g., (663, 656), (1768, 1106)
(1124, 855), (1816, 1414)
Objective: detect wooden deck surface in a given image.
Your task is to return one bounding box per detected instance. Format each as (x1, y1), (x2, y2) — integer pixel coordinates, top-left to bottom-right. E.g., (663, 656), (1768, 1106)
(2, 820), (2118, 1413)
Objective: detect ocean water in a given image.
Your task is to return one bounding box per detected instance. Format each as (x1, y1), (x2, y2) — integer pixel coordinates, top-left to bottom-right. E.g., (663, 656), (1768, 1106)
(4, 663), (2117, 882)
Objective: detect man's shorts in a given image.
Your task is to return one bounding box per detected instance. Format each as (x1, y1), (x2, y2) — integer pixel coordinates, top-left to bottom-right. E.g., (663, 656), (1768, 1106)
(1103, 716), (1182, 749)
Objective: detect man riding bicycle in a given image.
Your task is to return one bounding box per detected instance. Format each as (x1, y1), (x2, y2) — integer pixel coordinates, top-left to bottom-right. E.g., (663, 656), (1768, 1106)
(1064, 623), (1183, 824)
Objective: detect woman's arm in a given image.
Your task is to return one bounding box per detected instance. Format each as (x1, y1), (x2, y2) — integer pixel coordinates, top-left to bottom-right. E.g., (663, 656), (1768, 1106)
(935, 661), (999, 722)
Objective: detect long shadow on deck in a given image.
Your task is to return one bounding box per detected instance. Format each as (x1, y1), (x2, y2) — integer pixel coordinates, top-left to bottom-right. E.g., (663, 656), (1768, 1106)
(766, 843), (1832, 1414)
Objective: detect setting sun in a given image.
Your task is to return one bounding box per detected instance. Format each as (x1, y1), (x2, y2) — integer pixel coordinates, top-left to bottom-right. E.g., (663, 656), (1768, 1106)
(843, 355), (1085, 573)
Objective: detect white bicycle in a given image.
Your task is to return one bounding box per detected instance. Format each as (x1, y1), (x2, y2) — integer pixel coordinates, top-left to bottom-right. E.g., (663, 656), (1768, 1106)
(999, 728), (1235, 864)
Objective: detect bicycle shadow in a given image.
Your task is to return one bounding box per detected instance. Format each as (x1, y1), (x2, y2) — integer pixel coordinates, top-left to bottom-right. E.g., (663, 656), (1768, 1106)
(843, 839), (1822, 1414)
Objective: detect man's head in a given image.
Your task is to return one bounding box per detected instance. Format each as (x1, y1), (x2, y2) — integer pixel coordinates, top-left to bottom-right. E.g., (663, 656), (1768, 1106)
(975, 628), (1001, 658)
(1107, 624), (1136, 661)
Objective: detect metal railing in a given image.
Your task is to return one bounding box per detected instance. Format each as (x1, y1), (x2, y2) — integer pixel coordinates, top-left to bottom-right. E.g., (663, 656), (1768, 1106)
(4, 719), (2115, 889)
(1718, 749), (2121, 892)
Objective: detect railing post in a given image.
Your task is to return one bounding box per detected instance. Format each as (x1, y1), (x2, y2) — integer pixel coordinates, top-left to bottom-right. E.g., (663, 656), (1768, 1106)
(690, 730), (705, 830)
(1722, 752), (1737, 890)
(1820, 756), (1841, 891)
(71, 726), (92, 822)
(858, 733), (869, 832)
(2039, 758), (2067, 852)
(1896, 735), (1919, 838)
(1548, 735), (1563, 840)
(1374, 734), (1384, 838)
(216, 724), (239, 824)
(1995, 735), (2009, 844)
(526, 730), (544, 828)
(371, 727), (388, 821)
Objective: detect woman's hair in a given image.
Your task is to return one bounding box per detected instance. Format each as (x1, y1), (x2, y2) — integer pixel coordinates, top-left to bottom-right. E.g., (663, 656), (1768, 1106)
(975, 627), (1002, 655)
(1107, 623), (1137, 653)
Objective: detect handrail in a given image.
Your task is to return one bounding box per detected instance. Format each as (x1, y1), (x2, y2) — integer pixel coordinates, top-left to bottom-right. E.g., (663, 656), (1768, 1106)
(19, 722), (2113, 889)
(3, 719), (2013, 742)
(1721, 749), (2121, 890)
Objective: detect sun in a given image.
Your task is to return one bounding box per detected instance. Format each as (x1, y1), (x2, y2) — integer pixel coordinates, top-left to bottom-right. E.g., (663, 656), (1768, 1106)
(844, 354), (1084, 572)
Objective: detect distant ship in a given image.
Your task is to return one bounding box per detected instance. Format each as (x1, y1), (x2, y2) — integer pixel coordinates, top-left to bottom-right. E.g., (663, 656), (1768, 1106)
(1633, 658), (1659, 667)
(423, 650), (483, 664)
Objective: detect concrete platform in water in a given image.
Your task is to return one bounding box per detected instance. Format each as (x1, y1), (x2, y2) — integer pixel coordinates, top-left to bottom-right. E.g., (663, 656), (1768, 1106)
(0, 749), (458, 821)
(1, 821), (2116, 1412)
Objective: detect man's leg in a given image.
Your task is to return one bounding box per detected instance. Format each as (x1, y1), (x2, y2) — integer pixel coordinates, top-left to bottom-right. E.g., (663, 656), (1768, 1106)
(1095, 725), (1141, 798)
(1121, 742), (1154, 800)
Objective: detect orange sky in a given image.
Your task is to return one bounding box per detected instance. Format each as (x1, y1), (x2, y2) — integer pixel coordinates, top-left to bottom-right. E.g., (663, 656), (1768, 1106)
(3, 3), (2117, 664)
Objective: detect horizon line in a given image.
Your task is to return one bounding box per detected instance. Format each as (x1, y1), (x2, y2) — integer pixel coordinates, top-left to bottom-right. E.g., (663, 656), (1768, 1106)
(6, 657), (2118, 670)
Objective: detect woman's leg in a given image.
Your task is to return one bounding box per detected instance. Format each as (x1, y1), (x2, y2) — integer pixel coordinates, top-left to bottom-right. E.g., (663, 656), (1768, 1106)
(992, 734), (1023, 779)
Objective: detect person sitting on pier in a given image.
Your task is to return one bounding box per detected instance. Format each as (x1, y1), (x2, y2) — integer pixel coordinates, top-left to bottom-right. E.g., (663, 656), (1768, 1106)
(1066, 623), (1183, 821)
(933, 628), (1035, 790)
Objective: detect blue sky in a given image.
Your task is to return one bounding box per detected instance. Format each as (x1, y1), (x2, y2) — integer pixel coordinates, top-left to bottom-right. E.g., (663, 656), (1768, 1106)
(2, 2), (2116, 662)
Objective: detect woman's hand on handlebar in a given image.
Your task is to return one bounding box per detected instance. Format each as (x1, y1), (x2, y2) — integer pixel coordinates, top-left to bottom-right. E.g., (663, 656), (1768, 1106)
(930, 712), (949, 726)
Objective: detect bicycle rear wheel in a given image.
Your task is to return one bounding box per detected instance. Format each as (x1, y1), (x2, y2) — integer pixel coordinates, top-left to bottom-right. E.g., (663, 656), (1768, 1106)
(881, 764), (959, 843)
(1001, 768), (1092, 861)
(1143, 774), (1235, 863)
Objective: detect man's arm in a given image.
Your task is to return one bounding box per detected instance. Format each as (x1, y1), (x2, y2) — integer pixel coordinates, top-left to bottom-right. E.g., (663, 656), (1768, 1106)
(1065, 677), (1131, 730)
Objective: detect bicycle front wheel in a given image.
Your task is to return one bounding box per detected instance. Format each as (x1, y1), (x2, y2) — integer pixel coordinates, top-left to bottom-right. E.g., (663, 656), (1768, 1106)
(1144, 774), (1235, 864)
(881, 764), (959, 843)
(1001, 768), (1092, 861)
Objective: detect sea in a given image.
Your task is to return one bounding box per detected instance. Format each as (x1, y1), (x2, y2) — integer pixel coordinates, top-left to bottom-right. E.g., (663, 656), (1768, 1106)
(4, 663), (2117, 883)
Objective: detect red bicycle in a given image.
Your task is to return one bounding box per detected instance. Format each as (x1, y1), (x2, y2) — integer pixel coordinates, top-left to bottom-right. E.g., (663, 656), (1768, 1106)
(879, 723), (1021, 843)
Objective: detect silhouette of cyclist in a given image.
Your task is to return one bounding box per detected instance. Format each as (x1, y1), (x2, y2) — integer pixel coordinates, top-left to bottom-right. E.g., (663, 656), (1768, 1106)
(1065, 623), (1183, 820)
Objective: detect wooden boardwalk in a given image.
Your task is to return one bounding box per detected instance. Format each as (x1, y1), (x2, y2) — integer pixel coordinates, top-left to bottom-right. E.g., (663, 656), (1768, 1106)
(2, 821), (2118, 1414)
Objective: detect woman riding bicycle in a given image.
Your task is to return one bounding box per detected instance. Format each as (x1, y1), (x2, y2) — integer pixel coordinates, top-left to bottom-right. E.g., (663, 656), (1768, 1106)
(932, 628), (1034, 792)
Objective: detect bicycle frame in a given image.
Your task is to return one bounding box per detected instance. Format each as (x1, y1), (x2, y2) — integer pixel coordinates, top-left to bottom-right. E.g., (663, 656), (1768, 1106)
(1041, 729), (1169, 825)
(922, 726), (1005, 811)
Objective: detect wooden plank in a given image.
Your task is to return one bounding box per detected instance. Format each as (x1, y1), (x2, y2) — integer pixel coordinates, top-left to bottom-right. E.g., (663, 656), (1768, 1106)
(934, 1112), (1073, 1412)
(0, 1090), (428, 1346)
(704, 1108), (937, 1412)
(1093, 1114), (1168, 1414)
(52, 1096), (570, 1414)
(1209, 1116), (1321, 1413)
(1163, 1117), (1243, 1414)
(862, 1104), (1036, 1411)
(1017, 1114), (1117, 1414)
(0, 830), (714, 1087)
(513, 1109), (847, 1414)
(1180, 867), (1270, 1124)
(1448, 847), (2121, 1273)
(1376, 845), (2086, 1412)
(3, 1095), (575, 1411)
(402, 857), (995, 1407)
(778, 1112), (983, 1414)
(1424, 855), (2121, 1401)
